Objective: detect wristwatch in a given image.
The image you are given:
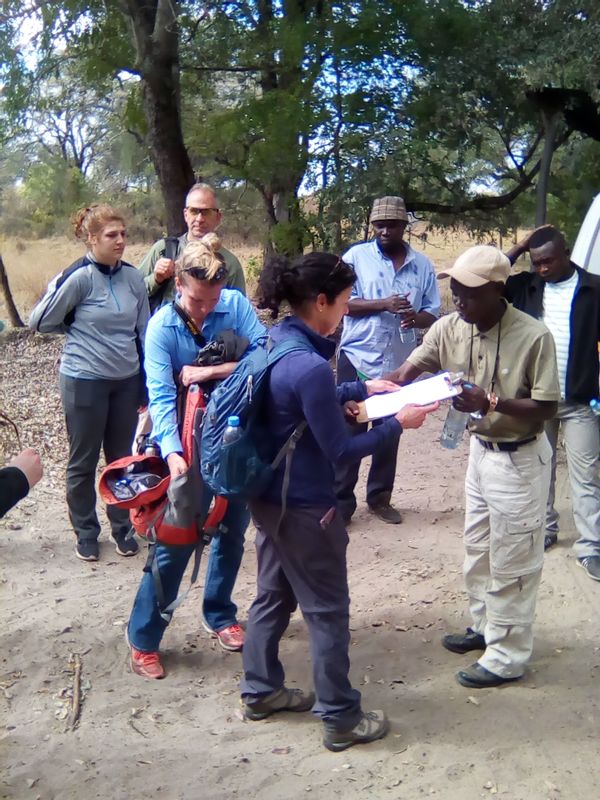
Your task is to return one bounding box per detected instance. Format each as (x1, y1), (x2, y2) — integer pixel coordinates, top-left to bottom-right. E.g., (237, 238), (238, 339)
(486, 392), (499, 414)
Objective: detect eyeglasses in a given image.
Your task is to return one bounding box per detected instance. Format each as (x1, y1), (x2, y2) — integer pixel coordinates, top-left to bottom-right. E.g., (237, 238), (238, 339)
(185, 207), (219, 218)
(182, 265), (228, 282)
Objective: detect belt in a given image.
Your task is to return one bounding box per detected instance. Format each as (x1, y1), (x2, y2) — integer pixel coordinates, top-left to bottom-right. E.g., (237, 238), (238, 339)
(476, 436), (537, 452)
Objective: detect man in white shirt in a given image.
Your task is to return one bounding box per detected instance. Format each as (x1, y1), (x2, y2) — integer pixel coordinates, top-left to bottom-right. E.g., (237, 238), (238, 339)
(505, 226), (600, 582)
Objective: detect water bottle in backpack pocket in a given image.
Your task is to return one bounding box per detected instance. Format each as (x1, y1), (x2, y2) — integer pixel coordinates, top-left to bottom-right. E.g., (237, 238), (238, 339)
(216, 415), (269, 497)
(201, 338), (313, 499)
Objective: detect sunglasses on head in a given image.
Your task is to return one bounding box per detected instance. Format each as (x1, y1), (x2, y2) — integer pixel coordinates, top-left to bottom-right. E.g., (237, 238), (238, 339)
(329, 257), (354, 277)
(182, 264), (228, 282)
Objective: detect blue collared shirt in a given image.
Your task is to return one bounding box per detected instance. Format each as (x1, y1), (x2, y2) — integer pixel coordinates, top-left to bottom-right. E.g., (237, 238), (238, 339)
(145, 289), (267, 457)
(340, 240), (441, 377)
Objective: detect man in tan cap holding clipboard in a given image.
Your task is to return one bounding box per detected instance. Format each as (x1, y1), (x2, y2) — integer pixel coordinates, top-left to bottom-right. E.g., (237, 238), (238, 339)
(390, 245), (560, 688)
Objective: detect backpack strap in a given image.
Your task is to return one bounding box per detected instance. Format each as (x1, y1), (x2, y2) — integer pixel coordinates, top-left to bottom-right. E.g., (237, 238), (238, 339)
(270, 421), (307, 537)
(163, 235), (180, 262)
(145, 496), (229, 623)
(172, 301), (206, 348)
(264, 335), (316, 536)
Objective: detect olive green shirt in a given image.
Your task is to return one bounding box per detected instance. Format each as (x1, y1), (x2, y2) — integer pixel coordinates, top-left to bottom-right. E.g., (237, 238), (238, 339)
(407, 303), (560, 442)
(138, 233), (246, 309)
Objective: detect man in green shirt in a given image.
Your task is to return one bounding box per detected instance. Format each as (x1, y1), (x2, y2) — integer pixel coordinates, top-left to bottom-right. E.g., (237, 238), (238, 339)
(391, 245), (560, 689)
(139, 183), (246, 310)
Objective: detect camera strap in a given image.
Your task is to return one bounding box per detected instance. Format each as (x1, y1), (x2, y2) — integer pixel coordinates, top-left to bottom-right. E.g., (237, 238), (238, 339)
(172, 301), (206, 348)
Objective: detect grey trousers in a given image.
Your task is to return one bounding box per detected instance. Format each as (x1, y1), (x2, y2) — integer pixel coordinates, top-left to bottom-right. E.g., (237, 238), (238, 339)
(544, 401), (600, 558)
(241, 501), (362, 730)
(60, 373), (140, 541)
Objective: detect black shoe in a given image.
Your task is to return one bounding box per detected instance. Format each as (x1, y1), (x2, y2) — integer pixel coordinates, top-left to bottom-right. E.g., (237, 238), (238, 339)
(544, 532), (558, 551)
(113, 531), (139, 557)
(456, 663), (520, 688)
(368, 503), (403, 524)
(76, 539), (99, 562)
(243, 687), (315, 721)
(577, 556), (600, 582)
(323, 710), (389, 752)
(442, 628), (486, 654)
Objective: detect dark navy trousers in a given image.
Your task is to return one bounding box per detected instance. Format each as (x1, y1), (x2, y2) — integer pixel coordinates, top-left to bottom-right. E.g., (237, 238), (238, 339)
(333, 350), (402, 519)
(241, 501), (362, 730)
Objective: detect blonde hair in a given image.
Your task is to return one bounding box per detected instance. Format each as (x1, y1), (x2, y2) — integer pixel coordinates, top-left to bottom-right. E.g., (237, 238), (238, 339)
(72, 205), (125, 242)
(176, 233), (226, 283)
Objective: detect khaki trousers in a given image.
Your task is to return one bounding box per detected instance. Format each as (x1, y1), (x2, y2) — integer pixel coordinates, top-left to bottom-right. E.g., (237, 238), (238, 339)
(463, 435), (552, 678)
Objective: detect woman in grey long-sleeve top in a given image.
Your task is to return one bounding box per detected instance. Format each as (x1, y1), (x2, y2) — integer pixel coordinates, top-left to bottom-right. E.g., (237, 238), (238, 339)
(29, 205), (150, 562)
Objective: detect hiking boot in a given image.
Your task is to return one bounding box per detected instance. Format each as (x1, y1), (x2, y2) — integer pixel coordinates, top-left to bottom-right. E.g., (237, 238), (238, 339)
(203, 621), (245, 651)
(113, 530), (139, 557)
(243, 687), (316, 721)
(578, 556), (600, 582)
(368, 503), (403, 524)
(544, 532), (558, 551)
(323, 710), (389, 752)
(130, 645), (166, 680)
(456, 663), (520, 688)
(442, 628), (486, 654)
(75, 539), (99, 562)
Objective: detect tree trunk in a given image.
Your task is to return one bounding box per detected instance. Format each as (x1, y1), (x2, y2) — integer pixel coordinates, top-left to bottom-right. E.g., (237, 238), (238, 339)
(123, 0), (195, 235)
(142, 73), (195, 234)
(535, 109), (559, 226)
(0, 254), (25, 327)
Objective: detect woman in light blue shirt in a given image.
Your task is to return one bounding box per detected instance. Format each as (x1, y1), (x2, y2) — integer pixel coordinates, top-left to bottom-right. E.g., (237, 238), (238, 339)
(127, 234), (266, 678)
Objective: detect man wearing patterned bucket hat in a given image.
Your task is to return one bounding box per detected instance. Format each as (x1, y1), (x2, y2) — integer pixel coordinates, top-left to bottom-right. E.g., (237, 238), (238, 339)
(335, 196), (441, 525)
(390, 245), (560, 688)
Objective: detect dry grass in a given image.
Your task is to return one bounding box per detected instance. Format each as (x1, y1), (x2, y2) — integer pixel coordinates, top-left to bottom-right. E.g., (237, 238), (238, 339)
(0, 226), (528, 322)
(0, 236), (263, 319)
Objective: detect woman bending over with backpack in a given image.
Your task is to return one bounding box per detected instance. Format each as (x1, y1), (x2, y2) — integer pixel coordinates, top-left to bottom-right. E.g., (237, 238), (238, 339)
(240, 252), (438, 752)
(126, 235), (266, 678)
(29, 205), (149, 562)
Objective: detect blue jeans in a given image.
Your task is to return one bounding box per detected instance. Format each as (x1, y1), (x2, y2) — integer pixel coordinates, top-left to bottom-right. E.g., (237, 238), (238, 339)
(128, 498), (250, 652)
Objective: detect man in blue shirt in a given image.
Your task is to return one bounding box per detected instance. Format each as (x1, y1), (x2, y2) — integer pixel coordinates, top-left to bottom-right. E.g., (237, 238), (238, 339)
(335, 196), (441, 525)
(127, 236), (266, 678)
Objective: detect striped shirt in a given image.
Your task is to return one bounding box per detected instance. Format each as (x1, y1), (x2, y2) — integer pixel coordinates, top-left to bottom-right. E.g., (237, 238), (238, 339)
(542, 271), (578, 398)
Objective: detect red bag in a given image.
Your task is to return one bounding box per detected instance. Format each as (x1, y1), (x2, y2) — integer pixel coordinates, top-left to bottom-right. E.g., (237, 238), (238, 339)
(99, 386), (227, 546)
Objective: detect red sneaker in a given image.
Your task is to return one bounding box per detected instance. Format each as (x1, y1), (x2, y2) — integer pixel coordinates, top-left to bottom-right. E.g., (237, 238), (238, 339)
(203, 622), (245, 651)
(130, 645), (166, 679)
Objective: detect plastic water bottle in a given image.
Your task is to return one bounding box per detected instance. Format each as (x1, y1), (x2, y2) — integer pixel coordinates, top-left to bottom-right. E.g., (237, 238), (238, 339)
(398, 320), (416, 344)
(440, 405), (469, 449)
(397, 293), (416, 344)
(222, 415), (243, 444)
(590, 399), (600, 416)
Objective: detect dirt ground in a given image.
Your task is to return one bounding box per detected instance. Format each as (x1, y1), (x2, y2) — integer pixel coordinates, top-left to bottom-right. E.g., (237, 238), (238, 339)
(1, 336), (599, 800)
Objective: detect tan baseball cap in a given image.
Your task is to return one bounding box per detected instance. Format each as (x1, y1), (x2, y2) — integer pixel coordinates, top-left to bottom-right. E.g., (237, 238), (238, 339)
(370, 196), (409, 223)
(438, 245), (511, 287)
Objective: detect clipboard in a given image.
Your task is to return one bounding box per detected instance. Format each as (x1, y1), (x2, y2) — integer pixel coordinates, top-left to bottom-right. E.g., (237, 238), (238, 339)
(355, 372), (462, 423)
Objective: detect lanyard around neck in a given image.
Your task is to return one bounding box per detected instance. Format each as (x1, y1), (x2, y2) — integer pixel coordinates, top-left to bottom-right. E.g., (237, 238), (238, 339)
(468, 316), (501, 394)
(172, 301), (206, 348)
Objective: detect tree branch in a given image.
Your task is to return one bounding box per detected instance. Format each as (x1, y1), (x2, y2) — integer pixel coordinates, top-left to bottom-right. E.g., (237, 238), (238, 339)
(408, 130), (571, 215)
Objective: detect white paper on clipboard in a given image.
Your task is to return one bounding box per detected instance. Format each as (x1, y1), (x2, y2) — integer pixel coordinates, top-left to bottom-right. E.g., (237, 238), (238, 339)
(361, 372), (461, 422)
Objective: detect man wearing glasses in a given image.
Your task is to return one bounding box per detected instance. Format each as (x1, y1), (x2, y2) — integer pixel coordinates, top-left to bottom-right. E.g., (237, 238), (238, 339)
(139, 183), (246, 310)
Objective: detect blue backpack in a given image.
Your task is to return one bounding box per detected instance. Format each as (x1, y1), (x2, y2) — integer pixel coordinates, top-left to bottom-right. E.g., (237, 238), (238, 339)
(201, 337), (314, 507)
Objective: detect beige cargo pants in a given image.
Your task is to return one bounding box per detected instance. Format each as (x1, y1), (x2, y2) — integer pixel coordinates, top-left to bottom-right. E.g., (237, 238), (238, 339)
(463, 434), (552, 678)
